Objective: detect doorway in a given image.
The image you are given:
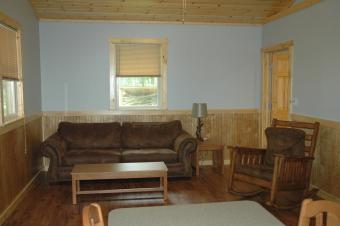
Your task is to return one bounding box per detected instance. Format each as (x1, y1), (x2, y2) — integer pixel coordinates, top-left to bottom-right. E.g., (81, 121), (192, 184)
(261, 41), (294, 146)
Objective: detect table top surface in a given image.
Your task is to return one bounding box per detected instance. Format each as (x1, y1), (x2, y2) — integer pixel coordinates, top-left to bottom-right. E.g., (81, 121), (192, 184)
(108, 201), (284, 226)
(71, 162), (168, 175)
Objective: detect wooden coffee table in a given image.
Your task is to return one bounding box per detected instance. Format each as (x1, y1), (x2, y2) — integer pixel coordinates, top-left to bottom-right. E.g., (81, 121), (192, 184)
(71, 162), (168, 204)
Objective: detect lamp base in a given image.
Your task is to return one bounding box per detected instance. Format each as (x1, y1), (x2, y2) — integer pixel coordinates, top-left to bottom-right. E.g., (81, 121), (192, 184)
(196, 118), (204, 142)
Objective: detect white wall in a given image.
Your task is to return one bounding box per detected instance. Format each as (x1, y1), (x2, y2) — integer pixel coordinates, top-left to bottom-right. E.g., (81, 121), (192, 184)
(40, 22), (262, 111)
(263, 0), (340, 121)
(0, 0), (41, 116)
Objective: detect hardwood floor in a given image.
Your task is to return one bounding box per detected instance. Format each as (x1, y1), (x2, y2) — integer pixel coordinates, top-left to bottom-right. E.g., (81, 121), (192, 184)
(3, 167), (300, 226)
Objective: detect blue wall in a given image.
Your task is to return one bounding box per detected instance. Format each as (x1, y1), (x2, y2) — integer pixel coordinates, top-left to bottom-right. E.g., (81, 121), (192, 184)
(263, 0), (340, 121)
(0, 0), (41, 116)
(40, 22), (262, 111)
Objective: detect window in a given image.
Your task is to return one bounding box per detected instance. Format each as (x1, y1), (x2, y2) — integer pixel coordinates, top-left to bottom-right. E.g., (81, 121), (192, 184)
(110, 39), (167, 110)
(0, 16), (24, 124)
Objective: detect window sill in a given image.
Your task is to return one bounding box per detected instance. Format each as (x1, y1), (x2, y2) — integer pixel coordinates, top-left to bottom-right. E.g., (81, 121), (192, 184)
(0, 116), (25, 135)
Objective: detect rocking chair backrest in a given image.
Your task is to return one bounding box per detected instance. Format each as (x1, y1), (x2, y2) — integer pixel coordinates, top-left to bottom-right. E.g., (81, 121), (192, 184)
(272, 119), (320, 158)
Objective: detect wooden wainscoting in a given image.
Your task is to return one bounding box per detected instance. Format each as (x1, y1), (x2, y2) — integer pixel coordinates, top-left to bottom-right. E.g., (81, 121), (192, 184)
(0, 114), (43, 224)
(42, 109), (260, 162)
(292, 114), (340, 201)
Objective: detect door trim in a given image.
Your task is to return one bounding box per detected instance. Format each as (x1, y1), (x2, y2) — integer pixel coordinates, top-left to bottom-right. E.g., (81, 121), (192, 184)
(260, 40), (294, 147)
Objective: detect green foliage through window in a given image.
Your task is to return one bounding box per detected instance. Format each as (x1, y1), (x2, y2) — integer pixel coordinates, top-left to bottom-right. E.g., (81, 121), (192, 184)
(117, 77), (158, 107)
(2, 80), (17, 118)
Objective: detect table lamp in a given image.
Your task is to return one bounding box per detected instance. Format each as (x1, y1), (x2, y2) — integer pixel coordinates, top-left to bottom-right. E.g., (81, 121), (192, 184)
(192, 103), (207, 142)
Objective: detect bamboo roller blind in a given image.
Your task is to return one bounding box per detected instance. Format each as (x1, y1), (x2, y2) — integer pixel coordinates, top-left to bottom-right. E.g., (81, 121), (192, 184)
(0, 23), (19, 80)
(116, 44), (161, 77)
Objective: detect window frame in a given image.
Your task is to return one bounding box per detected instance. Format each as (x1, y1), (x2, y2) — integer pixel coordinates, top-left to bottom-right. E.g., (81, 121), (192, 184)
(0, 12), (24, 126)
(109, 38), (168, 111)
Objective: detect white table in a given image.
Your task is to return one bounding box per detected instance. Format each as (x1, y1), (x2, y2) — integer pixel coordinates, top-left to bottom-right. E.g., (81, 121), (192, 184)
(108, 201), (284, 226)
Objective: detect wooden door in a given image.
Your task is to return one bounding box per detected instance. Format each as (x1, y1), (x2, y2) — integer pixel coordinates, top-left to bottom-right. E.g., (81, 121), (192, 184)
(270, 50), (291, 120)
(261, 41), (293, 147)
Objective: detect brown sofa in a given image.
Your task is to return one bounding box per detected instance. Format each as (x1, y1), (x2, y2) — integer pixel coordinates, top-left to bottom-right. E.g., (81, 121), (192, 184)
(41, 120), (197, 182)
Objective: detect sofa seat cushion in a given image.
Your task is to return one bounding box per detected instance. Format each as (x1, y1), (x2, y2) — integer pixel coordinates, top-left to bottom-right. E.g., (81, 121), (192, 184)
(58, 122), (122, 149)
(235, 164), (273, 181)
(122, 121), (182, 149)
(63, 149), (122, 166)
(122, 149), (178, 163)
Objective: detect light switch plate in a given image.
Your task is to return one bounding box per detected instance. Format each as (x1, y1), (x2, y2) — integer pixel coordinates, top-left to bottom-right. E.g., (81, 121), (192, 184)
(291, 97), (299, 106)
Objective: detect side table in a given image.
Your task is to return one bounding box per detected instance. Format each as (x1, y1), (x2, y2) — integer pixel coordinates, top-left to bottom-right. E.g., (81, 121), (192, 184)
(195, 143), (225, 176)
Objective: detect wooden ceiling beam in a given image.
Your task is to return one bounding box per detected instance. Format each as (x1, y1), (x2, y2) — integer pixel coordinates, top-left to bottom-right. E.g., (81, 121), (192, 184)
(30, 0), (297, 25)
(33, 7), (277, 15)
(39, 16), (264, 25)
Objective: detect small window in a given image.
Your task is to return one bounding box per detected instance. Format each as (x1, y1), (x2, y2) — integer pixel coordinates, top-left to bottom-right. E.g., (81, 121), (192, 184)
(110, 39), (167, 110)
(2, 79), (22, 122)
(0, 17), (24, 124)
(117, 77), (159, 108)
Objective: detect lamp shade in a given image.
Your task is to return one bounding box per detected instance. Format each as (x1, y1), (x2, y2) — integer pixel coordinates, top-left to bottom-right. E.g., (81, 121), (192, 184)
(192, 103), (208, 118)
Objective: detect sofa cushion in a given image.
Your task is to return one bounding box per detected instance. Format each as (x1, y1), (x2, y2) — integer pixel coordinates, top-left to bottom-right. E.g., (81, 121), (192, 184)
(265, 127), (305, 166)
(63, 149), (122, 166)
(122, 121), (182, 149)
(58, 122), (122, 149)
(122, 149), (178, 163)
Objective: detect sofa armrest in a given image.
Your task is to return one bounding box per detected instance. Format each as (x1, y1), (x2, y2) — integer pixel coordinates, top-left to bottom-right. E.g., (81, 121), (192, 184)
(41, 133), (67, 165)
(174, 132), (197, 161)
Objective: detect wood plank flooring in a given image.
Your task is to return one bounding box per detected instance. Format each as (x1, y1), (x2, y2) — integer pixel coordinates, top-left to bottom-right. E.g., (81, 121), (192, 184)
(3, 167), (300, 226)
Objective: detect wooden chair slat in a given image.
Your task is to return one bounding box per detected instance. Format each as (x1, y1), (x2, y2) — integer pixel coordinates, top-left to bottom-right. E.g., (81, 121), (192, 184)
(273, 119), (318, 129)
(298, 199), (340, 226)
(305, 134), (313, 141)
(82, 203), (104, 226)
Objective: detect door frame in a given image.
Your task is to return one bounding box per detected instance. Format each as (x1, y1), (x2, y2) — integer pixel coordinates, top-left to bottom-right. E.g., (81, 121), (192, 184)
(260, 40), (294, 147)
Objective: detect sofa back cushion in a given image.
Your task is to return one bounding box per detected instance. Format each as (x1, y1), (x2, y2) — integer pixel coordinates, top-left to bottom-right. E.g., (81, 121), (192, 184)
(264, 127), (305, 166)
(58, 122), (122, 149)
(122, 121), (183, 149)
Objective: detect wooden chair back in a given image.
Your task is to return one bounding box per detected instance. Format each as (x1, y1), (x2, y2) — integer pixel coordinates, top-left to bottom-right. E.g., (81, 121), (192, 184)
(82, 203), (104, 226)
(298, 199), (340, 226)
(272, 119), (320, 157)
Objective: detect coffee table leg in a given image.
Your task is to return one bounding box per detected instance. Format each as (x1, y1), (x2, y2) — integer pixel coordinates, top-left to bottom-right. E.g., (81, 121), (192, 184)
(72, 178), (77, 205)
(163, 174), (168, 202)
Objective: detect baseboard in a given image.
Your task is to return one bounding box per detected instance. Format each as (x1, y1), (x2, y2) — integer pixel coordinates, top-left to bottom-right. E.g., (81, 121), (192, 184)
(199, 160), (230, 166)
(0, 170), (41, 225)
(311, 184), (340, 204)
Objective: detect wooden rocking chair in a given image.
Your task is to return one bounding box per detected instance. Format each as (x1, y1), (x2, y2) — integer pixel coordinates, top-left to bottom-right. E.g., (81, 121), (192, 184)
(228, 119), (320, 209)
